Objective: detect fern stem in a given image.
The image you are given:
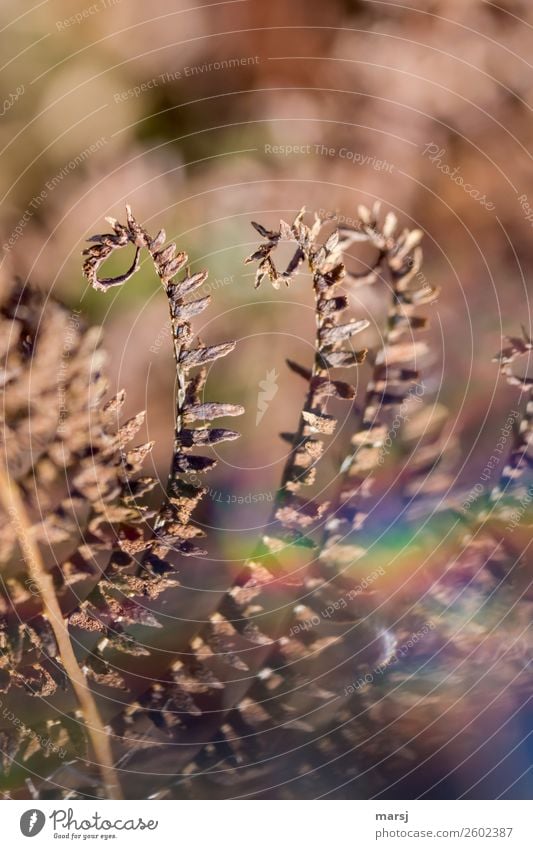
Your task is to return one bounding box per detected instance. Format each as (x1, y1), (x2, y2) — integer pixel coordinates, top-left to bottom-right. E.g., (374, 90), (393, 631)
(0, 464), (123, 800)
(276, 279), (326, 501)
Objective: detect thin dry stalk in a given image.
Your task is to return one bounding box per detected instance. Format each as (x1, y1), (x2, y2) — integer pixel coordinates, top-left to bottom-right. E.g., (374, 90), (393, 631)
(0, 464), (122, 799)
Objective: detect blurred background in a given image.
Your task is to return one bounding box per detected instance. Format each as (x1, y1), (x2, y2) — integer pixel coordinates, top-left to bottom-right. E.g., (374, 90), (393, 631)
(0, 0), (532, 798)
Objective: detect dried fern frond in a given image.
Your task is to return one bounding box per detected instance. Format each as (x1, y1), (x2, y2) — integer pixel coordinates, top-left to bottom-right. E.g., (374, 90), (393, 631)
(0, 280), (140, 797)
(247, 208), (369, 537)
(2, 203), (531, 801)
(110, 212), (532, 800)
(0, 207), (243, 798)
(165, 211), (393, 787)
(105, 211), (385, 794)
(84, 206), (243, 561)
(320, 205), (439, 568)
(491, 328), (533, 499)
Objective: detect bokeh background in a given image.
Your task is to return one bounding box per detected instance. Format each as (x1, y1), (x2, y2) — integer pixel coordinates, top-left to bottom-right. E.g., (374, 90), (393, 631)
(0, 0), (532, 799)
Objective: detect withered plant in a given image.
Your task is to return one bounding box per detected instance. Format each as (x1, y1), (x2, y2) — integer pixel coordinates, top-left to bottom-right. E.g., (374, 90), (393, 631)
(0, 205), (531, 800)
